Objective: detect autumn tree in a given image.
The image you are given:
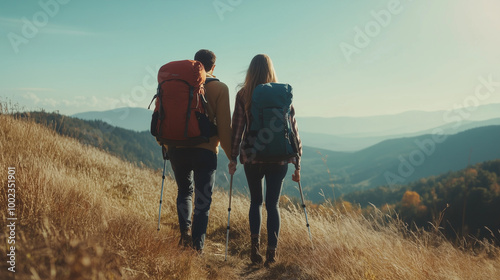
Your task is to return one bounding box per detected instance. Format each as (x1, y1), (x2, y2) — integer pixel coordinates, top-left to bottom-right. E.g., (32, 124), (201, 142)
(401, 191), (421, 208)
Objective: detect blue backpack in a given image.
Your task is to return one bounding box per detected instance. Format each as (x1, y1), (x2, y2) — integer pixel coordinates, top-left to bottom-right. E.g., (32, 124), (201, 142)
(243, 83), (299, 161)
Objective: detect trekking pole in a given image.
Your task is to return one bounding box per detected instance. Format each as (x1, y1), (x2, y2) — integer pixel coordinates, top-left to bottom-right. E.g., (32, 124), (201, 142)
(298, 180), (312, 242)
(224, 174), (234, 261)
(295, 160), (312, 243)
(157, 146), (169, 232)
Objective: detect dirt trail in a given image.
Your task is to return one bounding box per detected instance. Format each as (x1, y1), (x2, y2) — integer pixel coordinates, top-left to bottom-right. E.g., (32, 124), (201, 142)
(201, 241), (299, 280)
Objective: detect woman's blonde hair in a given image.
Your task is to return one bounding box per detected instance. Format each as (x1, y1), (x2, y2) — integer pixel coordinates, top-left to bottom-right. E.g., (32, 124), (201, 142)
(242, 54), (278, 112)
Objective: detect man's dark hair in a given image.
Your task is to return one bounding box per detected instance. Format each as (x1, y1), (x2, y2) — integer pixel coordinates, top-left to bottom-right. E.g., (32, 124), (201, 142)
(194, 49), (216, 72)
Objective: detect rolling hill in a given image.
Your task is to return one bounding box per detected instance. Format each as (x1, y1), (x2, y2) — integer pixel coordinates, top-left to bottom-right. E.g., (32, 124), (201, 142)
(299, 117), (500, 151)
(15, 111), (500, 204)
(293, 125), (500, 202)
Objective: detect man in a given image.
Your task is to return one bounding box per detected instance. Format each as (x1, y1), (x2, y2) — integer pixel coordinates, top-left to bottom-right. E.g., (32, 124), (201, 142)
(167, 49), (232, 252)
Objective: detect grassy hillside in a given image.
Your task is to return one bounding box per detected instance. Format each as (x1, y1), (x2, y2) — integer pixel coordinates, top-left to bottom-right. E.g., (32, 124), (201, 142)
(1, 114), (500, 279)
(13, 111), (164, 170)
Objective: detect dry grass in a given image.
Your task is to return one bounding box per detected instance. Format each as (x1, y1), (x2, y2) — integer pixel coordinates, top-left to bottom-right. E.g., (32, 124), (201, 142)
(0, 112), (499, 279)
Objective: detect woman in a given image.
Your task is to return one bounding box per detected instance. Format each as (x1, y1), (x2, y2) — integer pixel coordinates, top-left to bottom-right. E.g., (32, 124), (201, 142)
(228, 54), (302, 266)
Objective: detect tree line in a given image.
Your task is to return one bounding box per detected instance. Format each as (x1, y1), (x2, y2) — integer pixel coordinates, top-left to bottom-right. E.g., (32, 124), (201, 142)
(342, 160), (500, 245)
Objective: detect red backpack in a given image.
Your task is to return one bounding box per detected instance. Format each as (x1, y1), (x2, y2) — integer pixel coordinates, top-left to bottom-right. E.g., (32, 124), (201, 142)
(149, 60), (215, 146)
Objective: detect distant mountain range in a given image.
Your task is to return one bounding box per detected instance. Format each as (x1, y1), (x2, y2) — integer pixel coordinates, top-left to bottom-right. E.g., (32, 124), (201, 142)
(72, 103), (500, 152)
(22, 111), (500, 203)
(299, 117), (500, 151)
(296, 103), (500, 138)
(73, 107), (152, 132)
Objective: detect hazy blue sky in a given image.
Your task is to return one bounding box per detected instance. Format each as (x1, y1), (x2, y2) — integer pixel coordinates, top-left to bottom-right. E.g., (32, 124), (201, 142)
(2, 0), (500, 117)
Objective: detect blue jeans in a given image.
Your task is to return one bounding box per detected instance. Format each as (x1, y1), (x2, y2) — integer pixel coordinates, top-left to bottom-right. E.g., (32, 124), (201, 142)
(244, 163), (288, 249)
(168, 147), (217, 251)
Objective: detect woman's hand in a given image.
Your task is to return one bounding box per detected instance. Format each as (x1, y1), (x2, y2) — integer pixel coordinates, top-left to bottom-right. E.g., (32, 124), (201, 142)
(228, 160), (237, 175)
(292, 169), (300, 182)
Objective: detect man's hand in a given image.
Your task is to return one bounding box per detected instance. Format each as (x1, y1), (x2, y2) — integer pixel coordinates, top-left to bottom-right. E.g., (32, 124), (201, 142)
(292, 169), (300, 182)
(228, 160), (237, 175)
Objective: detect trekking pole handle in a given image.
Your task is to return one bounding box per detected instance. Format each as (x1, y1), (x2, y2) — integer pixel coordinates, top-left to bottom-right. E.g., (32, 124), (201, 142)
(162, 145), (169, 161)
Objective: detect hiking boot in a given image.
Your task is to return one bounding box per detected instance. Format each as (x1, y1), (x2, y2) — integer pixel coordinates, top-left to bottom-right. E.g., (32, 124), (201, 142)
(250, 234), (263, 264)
(179, 229), (192, 248)
(264, 248), (277, 267)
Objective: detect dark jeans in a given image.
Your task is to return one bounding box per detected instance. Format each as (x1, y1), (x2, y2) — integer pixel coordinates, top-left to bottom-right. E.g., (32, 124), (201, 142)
(244, 163), (288, 250)
(168, 147), (217, 251)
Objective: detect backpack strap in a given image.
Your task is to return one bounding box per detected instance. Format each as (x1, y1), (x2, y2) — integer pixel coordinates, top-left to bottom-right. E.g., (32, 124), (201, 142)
(147, 96), (156, 110)
(184, 86), (195, 138)
(202, 78), (218, 126)
(148, 80), (167, 109)
(200, 79), (219, 136)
